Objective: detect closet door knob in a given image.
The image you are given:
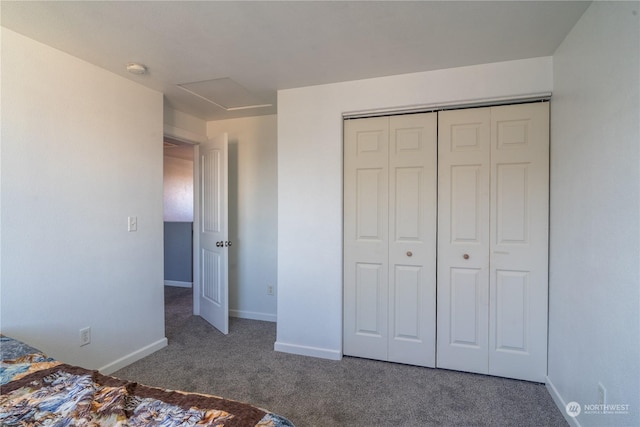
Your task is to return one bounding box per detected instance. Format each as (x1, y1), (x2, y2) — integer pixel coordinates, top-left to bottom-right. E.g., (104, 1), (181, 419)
(463, 254), (470, 260)
(406, 251), (413, 257)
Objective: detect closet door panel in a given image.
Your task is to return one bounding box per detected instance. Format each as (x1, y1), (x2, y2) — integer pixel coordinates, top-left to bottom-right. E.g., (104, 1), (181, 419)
(495, 163), (529, 244)
(451, 164), (483, 242)
(437, 108), (491, 374)
(494, 270), (529, 350)
(388, 113), (437, 367)
(489, 102), (549, 382)
(393, 265), (422, 337)
(344, 117), (389, 361)
(355, 263), (385, 335)
(394, 167), (423, 240)
(356, 168), (386, 240)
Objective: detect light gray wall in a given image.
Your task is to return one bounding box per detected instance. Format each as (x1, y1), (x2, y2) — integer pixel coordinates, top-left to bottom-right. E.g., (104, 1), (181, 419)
(163, 155), (194, 222)
(163, 154), (194, 284)
(548, 2), (639, 425)
(0, 28), (166, 372)
(207, 115), (278, 322)
(164, 222), (193, 283)
(164, 106), (207, 142)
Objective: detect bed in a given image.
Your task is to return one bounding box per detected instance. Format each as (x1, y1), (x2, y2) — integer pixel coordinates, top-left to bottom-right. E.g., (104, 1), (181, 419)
(0, 336), (294, 426)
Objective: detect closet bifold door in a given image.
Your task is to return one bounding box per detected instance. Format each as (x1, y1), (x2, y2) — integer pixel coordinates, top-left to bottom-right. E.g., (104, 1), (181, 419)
(488, 102), (549, 382)
(436, 102), (549, 382)
(343, 113), (437, 368)
(436, 107), (492, 375)
(343, 116), (390, 362)
(388, 114), (437, 367)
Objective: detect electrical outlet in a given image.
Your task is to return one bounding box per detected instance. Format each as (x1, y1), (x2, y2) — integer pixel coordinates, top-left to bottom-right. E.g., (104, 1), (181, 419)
(80, 327), (91, 346)
(267, 285), (274, 296)
(598, 382), (607, 405)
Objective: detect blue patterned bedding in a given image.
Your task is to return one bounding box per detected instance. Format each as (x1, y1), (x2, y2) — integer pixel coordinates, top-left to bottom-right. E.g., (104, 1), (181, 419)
(0, 336), (294, 426)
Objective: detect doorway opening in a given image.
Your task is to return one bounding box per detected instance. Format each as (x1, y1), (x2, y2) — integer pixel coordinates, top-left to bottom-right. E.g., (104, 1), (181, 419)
(163, 136), (196, 318)
(162, 118), (279, 336)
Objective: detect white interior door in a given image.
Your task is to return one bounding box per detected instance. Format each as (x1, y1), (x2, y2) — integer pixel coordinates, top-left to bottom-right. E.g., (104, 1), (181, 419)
(488, 102), (549, 382)
(437, 107), (491, 374)
(387, 113), (437, 367)
(343, 117), (390, 361)
(197, 133), (229, 334)
(437, 103), (549, 382)
(343, 113), (437, 367)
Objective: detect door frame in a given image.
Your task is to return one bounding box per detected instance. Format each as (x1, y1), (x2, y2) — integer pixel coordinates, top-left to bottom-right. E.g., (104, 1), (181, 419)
(341, 97), (551, 379)
(163, 124), (206, 316)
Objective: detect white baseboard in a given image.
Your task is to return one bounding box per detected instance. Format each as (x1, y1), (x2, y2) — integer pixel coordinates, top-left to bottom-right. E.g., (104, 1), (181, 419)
(230, 309), (276, 323)
(274, 341), (342, 361)
(99, 337), (168, 375)
(546, 376), (581, 427)
(164, 280), (192, 288)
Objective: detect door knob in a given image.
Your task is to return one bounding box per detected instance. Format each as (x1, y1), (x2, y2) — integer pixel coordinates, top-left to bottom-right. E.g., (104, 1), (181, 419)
(406, 251), (413, 257)
(463, 254), (470, 260)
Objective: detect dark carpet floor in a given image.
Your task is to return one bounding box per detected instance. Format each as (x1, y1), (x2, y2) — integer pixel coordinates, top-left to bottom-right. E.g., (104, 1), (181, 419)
(113, 286), (567, 426)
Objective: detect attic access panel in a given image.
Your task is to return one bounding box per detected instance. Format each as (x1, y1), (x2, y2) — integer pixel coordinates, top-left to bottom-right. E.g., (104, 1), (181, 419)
(177, 77), (271, 111)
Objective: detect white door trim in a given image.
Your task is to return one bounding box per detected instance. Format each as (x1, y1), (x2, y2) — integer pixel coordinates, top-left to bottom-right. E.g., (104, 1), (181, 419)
(342, 92), (552, 119)
(163, 128), (201, 316)
(193, 142), (201, 316)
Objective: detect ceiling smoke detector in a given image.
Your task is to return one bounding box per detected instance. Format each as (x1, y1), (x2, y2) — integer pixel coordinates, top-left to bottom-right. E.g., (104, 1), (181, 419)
(126, 63), (147, 75)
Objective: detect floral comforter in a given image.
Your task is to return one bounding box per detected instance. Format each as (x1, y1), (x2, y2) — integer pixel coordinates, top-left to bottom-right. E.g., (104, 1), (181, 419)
(0, 336), (294, 426)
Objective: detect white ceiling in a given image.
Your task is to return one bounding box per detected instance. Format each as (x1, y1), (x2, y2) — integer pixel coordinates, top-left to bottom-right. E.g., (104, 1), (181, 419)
(1, 1), (590, 121)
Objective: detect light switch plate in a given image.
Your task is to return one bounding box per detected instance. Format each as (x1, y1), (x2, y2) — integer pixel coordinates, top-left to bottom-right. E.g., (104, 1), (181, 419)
(128, 216), (137, 232)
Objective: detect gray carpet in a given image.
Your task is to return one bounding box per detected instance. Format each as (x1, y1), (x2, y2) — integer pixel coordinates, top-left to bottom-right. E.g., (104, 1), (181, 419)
(113, 286), (567, 426)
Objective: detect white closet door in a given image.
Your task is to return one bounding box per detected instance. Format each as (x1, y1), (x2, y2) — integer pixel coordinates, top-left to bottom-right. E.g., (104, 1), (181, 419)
(437, 107), (491, 374)
(344, 113), (437, 367)
(345, 103), (548, 380)
(437, 103), (549, 382)
(343, 117), (390, 361)
(388, 113), (437, 367)
(488, 102), (549, 382)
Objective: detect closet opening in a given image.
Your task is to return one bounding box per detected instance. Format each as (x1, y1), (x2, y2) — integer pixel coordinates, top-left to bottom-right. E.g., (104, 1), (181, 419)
(342, 100), (549, 382)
